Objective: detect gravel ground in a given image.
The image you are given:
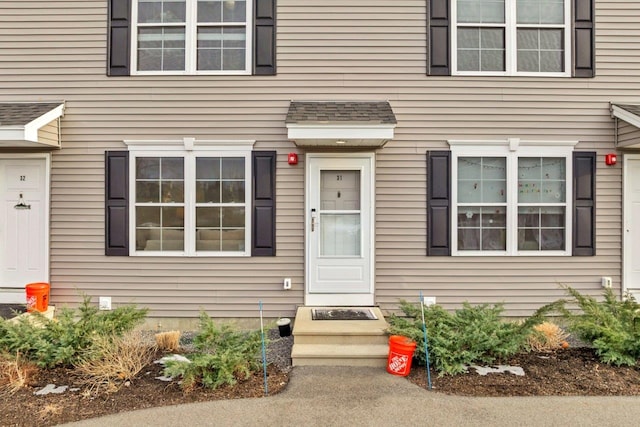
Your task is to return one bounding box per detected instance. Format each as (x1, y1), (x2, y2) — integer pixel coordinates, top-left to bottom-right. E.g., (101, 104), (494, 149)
(156, 327), (294, 372)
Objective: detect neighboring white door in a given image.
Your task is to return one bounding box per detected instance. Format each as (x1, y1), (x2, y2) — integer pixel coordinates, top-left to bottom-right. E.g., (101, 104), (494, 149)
(305, 154), (374, 306)
(0, 158), (48, 304)
(624, 155), (640, 298)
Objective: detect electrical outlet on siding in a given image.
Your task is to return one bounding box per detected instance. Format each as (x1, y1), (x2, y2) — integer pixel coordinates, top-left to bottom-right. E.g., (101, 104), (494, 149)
(99, 297), (112, 311)
(422, 296), (436, 306)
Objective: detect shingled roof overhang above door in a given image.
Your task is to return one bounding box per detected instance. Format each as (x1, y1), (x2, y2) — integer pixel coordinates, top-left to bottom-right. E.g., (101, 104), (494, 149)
(611, 103), (640, 149)
(0, 102), (65, 149)
(286, 101), (397, 148)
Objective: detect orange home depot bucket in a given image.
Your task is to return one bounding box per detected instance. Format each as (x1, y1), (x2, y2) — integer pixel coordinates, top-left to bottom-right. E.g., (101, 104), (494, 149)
(386, 335), (417, 376)
(25, 282), (50, 312)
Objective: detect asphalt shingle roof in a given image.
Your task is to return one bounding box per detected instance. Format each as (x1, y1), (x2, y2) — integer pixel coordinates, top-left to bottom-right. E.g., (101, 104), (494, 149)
(0, 103), (63, 126)
(286, 101), (396, 124)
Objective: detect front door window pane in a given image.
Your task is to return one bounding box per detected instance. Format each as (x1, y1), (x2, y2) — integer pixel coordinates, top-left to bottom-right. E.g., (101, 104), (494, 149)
(320, 170), (361, 256)
(321, 214), (361, 256)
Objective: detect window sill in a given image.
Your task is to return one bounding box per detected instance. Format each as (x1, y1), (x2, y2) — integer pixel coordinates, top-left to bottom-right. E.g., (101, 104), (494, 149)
(131, 70), (252, 77)
(131, 251), (250, 257)
(452, 251), (571, 257)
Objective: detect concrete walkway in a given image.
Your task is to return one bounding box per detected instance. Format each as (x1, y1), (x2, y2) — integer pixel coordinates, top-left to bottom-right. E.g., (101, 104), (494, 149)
(62, 366), (640, 427)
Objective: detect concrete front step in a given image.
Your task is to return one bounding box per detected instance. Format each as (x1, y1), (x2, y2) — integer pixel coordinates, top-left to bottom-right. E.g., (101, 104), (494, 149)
(294, 334), (389, 345)
(291, 343), (389, 367)
(292, 306), (390, 367)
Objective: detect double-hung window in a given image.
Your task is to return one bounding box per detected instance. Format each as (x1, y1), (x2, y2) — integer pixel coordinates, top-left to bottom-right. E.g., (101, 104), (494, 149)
(450, 140), (576, 255)
(127, 140), (252, 256)
(133, 0), (252, 74)
(452, 0), (570, 76)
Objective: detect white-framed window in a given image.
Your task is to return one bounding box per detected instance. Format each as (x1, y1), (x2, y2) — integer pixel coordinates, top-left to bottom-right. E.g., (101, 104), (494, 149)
(449, 139), (576, 256)
(132, 0), (252, 75)
(126, 138), (254, 256)
(452, 0), (570, 76)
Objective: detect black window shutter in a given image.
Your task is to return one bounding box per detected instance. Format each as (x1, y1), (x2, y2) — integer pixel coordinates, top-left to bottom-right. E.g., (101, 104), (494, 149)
(427, 151), (451, 255)
(252, 151), (276, 256)
(253, 0), (277, 75)
(573, 0), (595, 77)
(107, 0), (131, 76)
(427, 0), (450, 76)
(105, 151), (129, 256)
(572, 151), (596, 256)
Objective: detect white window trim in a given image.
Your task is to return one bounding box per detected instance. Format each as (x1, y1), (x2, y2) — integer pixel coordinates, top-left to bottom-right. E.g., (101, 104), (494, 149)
(451, 0), (571, 77)
(448, 138), (577, 256)
(125, 138), (255, 257)
(131, 0), (253, 76)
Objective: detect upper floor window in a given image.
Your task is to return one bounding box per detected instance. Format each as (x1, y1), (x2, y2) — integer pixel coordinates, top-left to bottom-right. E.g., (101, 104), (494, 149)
(452, 0), (570, 76)
(133, 0), (252, 74)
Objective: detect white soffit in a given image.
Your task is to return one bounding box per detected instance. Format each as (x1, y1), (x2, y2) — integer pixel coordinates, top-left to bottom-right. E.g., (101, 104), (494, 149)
(611, 103), (640, 148)
(0, 102), (65, 148)
(285, 101), (397, 148)
(287, 124), (396, 147)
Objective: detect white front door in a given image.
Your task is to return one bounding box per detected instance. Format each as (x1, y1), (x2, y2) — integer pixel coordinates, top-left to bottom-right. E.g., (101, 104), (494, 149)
(624, 155), (640, 297)
(0, 158), (48, 303)
(305, 154), (374, 306)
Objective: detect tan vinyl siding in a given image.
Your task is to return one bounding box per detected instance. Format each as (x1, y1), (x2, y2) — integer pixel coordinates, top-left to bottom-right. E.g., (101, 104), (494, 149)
(0, 0), (636, 318)
(617, 120), (640, 147)
(37, 120), (60, 146)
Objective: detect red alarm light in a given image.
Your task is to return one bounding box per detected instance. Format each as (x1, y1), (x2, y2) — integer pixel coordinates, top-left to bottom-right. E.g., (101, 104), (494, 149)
(605, 153), (617, 166)
(288, 153), (298, 165)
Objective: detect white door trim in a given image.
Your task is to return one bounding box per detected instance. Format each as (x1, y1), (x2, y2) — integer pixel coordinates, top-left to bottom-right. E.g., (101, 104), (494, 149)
(0, 153), (50, 304)
(305, 153), (375, 306)
(623, 154), (640, 296)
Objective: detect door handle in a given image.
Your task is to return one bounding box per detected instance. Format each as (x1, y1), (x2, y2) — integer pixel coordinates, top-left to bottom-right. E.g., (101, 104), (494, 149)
(311, 209), (317, 232)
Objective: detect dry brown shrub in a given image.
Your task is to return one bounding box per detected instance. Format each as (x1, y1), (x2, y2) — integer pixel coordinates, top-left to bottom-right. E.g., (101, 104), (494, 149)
(75, 330), (157, 395)
(528, 321), (569, 352)
(155, 330), (181, 352)
(0, 352), (39, 395)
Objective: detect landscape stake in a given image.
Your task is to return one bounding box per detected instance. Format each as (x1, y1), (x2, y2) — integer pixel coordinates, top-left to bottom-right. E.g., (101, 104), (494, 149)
(419, 291), (433, 390)
(259, 300), (268, 396)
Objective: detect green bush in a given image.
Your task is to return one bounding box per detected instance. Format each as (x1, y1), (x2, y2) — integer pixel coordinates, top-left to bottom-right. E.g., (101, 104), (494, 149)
(0, 295), (148, 368)
(537, 286), (640, 366)
(163, 313), (264, 391)
(388, 301), (542, 376)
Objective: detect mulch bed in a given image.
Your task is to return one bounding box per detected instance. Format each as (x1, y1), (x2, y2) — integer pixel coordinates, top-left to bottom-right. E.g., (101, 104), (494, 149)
(0, 358), (288, 427)
(407, 347), (640, 396)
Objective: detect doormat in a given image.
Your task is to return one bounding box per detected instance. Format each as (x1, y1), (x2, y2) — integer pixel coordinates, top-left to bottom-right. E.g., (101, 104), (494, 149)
(0, 304), (25, 320)
(311, 308), (377, 321)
